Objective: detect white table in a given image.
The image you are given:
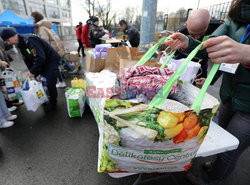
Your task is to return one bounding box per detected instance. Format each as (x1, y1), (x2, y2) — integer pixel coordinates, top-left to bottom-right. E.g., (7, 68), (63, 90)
(109, 121), (239, 178)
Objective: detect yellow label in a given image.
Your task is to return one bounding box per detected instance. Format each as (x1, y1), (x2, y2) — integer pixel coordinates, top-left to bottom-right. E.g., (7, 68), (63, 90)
(37, 90), (44, 98)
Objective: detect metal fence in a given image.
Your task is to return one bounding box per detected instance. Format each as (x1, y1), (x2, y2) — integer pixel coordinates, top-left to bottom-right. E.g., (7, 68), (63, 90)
(159, 1), (232, 32)
(204, 1), (232, 21)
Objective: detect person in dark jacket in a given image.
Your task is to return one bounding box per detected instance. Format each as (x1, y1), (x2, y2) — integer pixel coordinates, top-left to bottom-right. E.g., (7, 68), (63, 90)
(119, 20), (140, 47)
(175, 9), (223, 88)
(165, 0), (250, 184)
(89, 16), (105, 48)
(1, 29), (60, 111)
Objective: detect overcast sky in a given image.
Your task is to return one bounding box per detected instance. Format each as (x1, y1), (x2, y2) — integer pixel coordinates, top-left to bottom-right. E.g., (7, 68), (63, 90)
(71, 0), (231, 25)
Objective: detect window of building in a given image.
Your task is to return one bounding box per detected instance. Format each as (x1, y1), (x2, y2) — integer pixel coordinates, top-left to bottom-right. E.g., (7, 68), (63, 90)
(46, 6), (60, 18)
(29, 2), (46, 16)
(2, 0), (26, 15)
(59, 0), (70, 7)
(45, 0), (58, 5)
(61, 10), (70, 18)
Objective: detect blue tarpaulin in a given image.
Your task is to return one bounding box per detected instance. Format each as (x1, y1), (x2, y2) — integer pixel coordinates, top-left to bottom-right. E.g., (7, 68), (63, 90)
(0, 9), (58, 35)
(0, 9), (33, 25)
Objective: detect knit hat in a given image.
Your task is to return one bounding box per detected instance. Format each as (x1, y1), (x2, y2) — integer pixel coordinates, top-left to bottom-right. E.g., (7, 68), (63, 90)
(91, 16), (99, 23)
(1, 28), (17, 41)
(86, 19), (92, 25)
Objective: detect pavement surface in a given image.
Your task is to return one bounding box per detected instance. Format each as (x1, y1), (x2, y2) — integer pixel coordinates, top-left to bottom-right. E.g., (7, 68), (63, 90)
(0, 40), (249, 185)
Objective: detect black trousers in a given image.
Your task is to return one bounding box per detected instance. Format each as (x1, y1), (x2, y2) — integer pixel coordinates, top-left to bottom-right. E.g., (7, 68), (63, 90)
(77, 39), (85, 56)
(43, 69), (58, 105)
(5, 99), (19, 108)
(207, 101), (250, 183)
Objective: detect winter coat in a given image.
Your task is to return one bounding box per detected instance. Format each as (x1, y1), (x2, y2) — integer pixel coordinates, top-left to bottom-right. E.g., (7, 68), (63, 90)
(81, 24), (91, 47)
(124, 25), (140, 47)
(17, 34), (60, 75)
(34, 20), (67, 58)
(75, 25), (82, 40)
(89, 24), (105, 47)
(187, 18), (250, 113)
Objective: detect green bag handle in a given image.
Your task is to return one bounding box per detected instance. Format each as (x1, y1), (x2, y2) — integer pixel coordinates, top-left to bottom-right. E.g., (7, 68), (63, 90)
(160, 34), (210, 69)
(136, 37), (173, 66)
(160, 50), (176, 68)
(160, 35), (210, 69)
(191, 63), (220, 112)
(149, 41), (220, 112)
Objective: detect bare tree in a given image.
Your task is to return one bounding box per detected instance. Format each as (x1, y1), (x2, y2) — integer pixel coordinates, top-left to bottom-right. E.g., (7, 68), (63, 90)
(84, 0), (96, 17)
(123, 7), (136, 24)
(95, 0), (116, 29)
(83, 0), (116, 29)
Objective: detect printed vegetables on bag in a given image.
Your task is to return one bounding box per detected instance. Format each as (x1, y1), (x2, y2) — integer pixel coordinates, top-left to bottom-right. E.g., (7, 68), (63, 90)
(103, 99), (210, 144)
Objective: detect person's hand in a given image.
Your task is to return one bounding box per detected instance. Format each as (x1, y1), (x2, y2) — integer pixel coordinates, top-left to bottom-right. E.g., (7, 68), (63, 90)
(82, 44), (86, 47)
(164, 33), (189, 50)
(35, 76), (41, 82)
(0, 61), (9, 68)
(203, 36), (250, 64)
(195, 78), (206, 88)
(27, 72), (35, 79)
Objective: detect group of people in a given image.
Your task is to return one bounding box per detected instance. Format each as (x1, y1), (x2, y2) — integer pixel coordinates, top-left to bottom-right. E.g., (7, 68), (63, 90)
(75, 16), (140, 57)
(0, 11), (69, 128)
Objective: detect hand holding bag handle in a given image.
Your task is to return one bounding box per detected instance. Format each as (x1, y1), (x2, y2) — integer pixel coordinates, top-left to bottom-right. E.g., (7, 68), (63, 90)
(136, 37), (174, 66)
(149, 42), (221, 113)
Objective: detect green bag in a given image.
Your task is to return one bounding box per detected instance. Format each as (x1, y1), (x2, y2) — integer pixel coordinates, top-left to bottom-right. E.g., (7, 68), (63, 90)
(65, 87), (86, 118)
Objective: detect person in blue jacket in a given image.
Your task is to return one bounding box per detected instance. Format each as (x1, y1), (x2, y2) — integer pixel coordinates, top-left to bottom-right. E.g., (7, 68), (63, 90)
(0, 28), (60, 111)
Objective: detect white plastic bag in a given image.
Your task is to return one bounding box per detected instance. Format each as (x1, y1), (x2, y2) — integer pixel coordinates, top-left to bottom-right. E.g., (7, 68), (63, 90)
(0, 67), (22, 101)
(166, 58), (201, 83)
(21, 79), (48, 111)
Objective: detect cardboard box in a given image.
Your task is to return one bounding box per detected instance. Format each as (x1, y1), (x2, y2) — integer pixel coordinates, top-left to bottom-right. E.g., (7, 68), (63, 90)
(85, 49), (105, 72)
(105, 47), (141, 73)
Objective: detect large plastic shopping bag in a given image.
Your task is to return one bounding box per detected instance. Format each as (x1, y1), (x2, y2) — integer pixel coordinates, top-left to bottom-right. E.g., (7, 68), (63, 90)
(0, 67), (22, 101)
(65, 87), (86, 118)
(21, 79), (48, 111)
(87, 38), (220, 173)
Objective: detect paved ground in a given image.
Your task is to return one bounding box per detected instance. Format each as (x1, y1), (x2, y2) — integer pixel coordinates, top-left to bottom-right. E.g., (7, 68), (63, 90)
(0, 40), (249, 185)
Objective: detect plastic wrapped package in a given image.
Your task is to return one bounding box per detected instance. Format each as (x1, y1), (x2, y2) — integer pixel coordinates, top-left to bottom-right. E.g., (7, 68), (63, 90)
(65, 88), (86, 118)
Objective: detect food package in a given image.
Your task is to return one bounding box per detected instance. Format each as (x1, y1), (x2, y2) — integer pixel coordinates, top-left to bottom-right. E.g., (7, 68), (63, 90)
(95, 44), (112, 52)
(65, 87), (86, 118)
(71, 77), (86, 90)
(159, 57), (201, 83)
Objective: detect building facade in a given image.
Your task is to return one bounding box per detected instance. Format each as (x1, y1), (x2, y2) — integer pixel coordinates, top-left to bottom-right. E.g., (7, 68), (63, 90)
(0, 0), (72, 26)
